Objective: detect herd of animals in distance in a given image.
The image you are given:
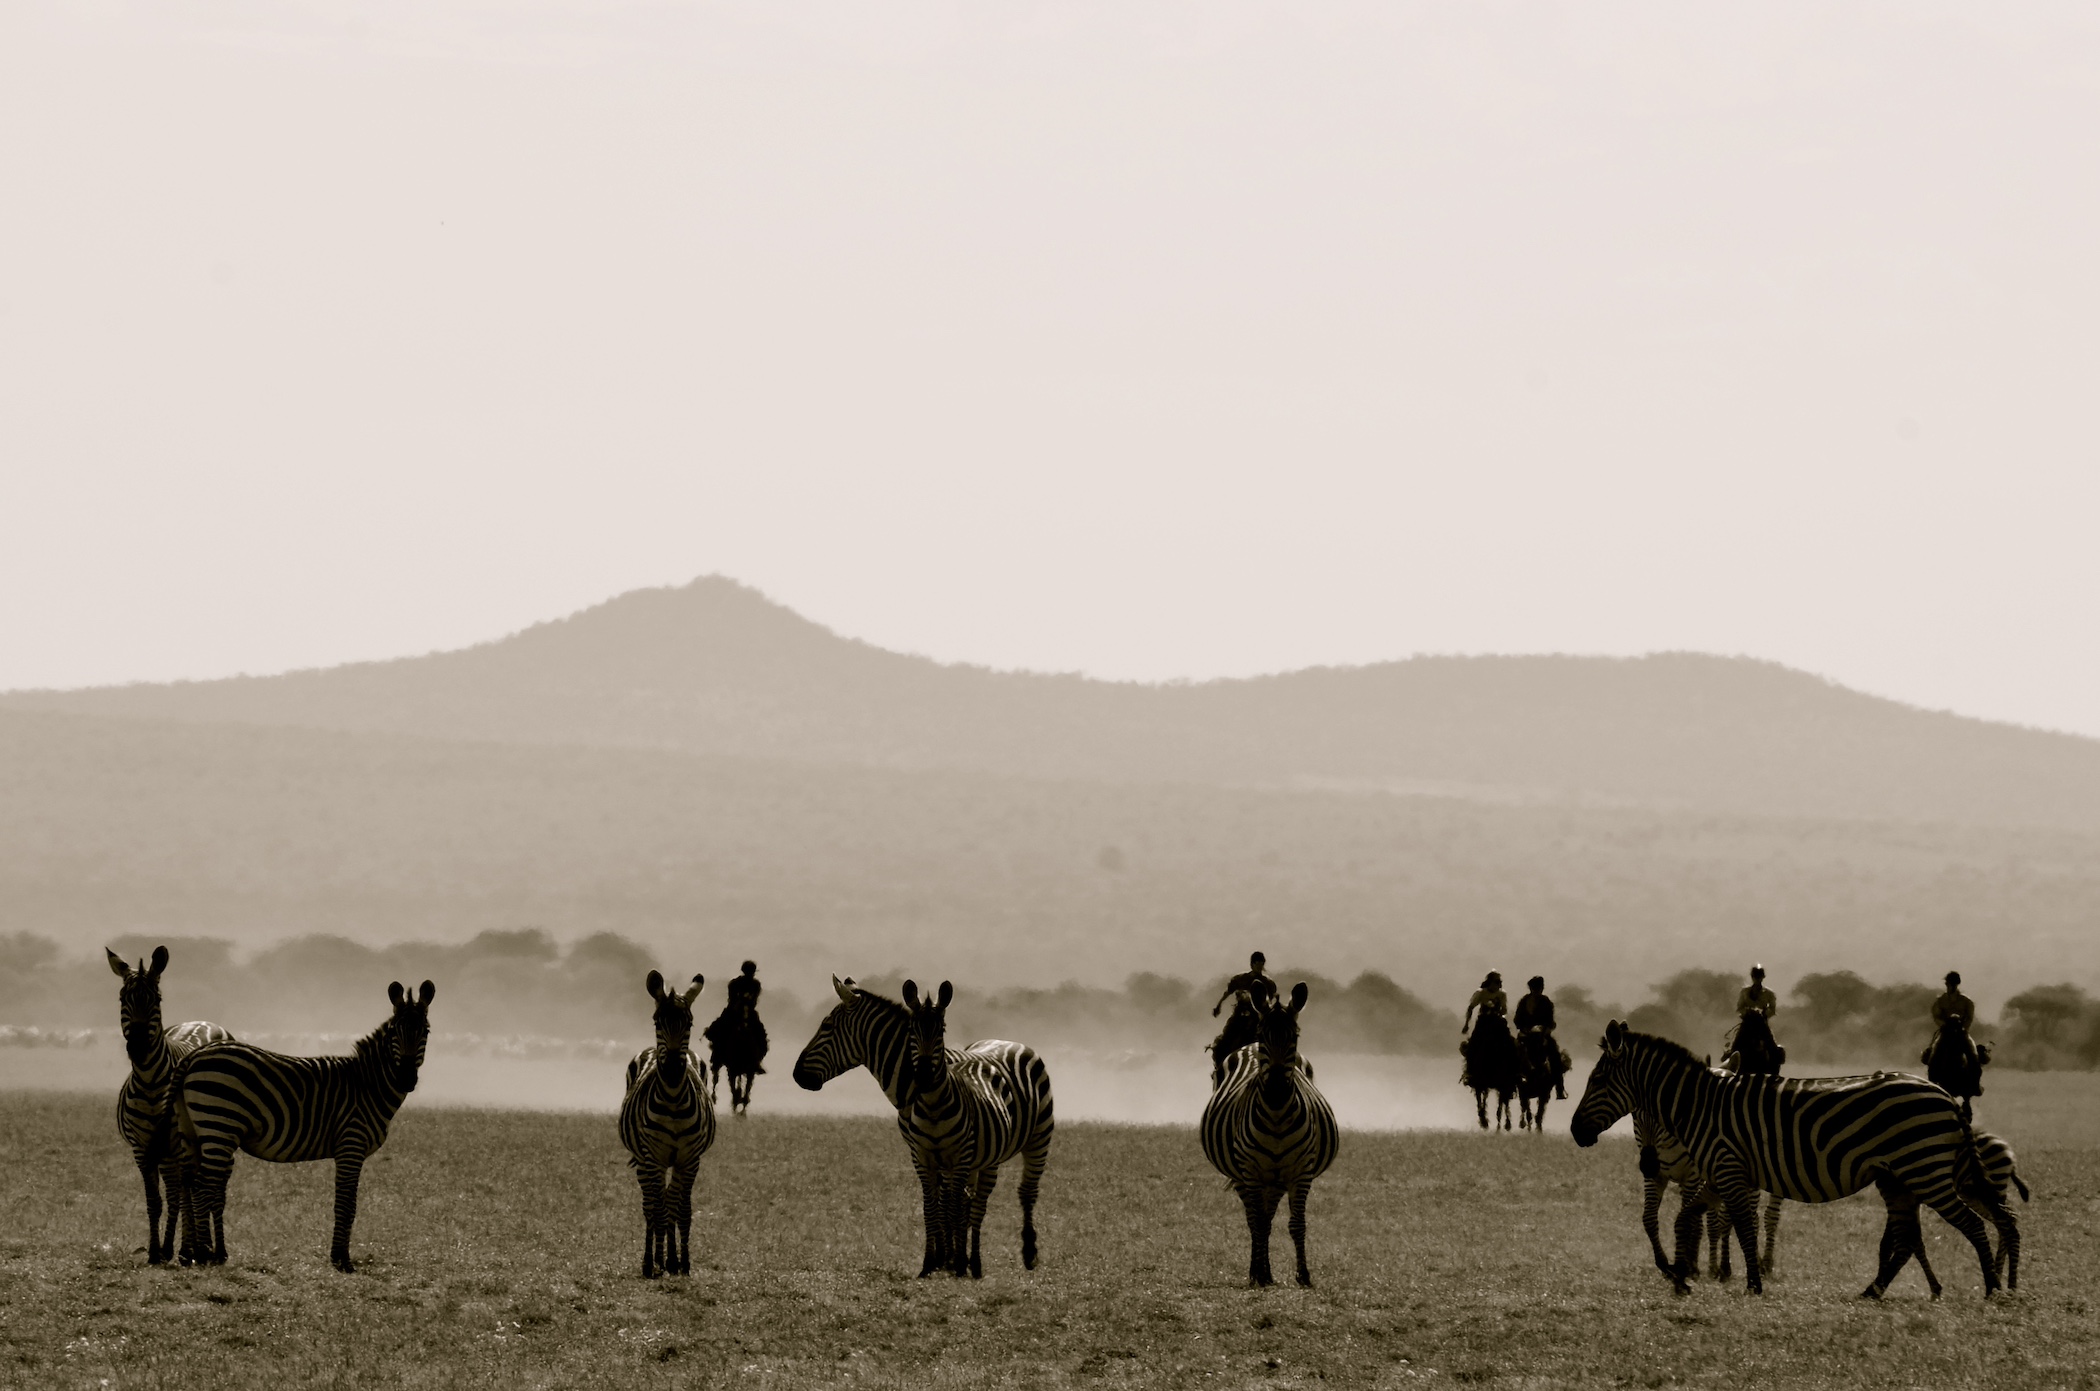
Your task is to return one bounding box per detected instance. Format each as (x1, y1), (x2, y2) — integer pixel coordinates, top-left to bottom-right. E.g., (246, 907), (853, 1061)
(104, 940), (2027, 1299)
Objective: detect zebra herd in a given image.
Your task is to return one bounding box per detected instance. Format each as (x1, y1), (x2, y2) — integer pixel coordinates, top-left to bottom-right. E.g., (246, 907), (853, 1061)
(105, 947), (2025, 1299)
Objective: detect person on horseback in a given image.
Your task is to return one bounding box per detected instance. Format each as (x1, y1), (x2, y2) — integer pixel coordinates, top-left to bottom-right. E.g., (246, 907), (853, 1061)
(1929, 971), (1975, 1055)
(1210, 952), (1277, 1086)
(1513, 975), (1568, 1100)
(1460, 971), (1507, 1084)
(704, 960), (769, 1113)
(1725, 964), (1783, 1075)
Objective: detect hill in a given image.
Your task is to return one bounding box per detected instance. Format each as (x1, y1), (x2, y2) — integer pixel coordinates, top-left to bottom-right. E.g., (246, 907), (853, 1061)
(7, 577), (2099, 831)
(6, 706), (2098, 1007)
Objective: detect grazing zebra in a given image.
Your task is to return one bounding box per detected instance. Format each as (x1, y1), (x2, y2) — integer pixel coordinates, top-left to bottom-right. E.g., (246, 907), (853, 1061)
(793, 976), (1054, 1278)
(618, 971), (717, 1278)
(1572, 1021), (2005, 1298)
(1200, 982), (1340, 1287)
(1633, 1109), (1780, 1292)
(106, 946), (235, 1265)
(174, 980), (435, 1272)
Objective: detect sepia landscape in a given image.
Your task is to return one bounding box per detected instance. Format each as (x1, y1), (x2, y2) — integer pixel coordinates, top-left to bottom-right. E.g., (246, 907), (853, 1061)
(6, 2), (2100, 1388)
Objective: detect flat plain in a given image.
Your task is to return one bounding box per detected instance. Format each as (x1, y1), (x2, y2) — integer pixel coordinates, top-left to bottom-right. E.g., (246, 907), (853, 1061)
(3, 1080), (2097, 1391)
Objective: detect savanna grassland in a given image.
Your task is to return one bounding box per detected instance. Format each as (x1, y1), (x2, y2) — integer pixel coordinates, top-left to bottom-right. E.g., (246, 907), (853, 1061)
(3, 1085), (2097, 1391)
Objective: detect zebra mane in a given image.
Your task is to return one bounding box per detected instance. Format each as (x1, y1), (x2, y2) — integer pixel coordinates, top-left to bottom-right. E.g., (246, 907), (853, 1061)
(1618, 1029), (1707, 1072)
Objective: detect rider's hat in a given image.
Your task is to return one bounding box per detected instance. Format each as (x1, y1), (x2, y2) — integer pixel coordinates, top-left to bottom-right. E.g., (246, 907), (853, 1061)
(741, 960), (757, 974)
(1946, 970), (1962, 986)
(1750, 963), (1766, 978)
(1527, 975), (1545, 990)
(1250, 951), (1266, 967)
(1484, 971), (1502, 987)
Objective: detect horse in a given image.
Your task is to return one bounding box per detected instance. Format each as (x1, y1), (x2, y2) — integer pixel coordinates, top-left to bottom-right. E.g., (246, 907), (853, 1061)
(1924, 1015), (1989, 1124)
(703, 1002), (768, 1116)
(1516, 1025), (1559, 1131)
(1723, 1008), (1784, 1077)
(1463, 1012), (1519, 1131)
(1210, 1004), (1262, 1089)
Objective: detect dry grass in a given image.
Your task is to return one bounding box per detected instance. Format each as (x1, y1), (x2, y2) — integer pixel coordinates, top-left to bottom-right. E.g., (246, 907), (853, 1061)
(2, 1089), (2097, 1390)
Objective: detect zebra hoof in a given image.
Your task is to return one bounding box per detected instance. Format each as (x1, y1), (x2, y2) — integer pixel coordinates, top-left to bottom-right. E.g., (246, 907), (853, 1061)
(1296, 1272), (1312, 1288)
(332, 1255), (355, 1274)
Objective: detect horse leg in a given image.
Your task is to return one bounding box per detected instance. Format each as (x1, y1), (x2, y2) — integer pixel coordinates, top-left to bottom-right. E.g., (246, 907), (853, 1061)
(1475, 1087), (1488, 1130)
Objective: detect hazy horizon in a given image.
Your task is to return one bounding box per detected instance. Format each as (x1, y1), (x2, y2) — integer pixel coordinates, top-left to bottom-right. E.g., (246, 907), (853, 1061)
(5, 2), (2099, 736)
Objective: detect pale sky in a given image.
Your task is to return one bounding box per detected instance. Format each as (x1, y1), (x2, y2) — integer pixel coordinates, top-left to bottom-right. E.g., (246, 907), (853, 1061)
(4, 3), (2097, 734)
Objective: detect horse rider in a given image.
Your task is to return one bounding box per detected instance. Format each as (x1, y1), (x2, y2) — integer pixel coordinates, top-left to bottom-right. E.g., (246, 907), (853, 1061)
(1209, 952), (1277, 1084)
(1924, 970), (1977, 1069)
(1460, 971), (1507, 1083)
(718, 959), (766, 1071)
(1736, 964), (1777, 1021)
(1512, 975), (1568, 1100)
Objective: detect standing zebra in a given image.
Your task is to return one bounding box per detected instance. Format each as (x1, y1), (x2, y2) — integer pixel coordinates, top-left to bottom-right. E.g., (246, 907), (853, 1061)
(618, 971), (717, 1278)
(1572, 1021), (2005, 1298)
(1201, 982), (1339, 1287)
(174, 980), (435, 1272)
(106, 946), (235, 1265)
(1633, 1109), (1780, 1292)
(793, 976), (1053, 1279)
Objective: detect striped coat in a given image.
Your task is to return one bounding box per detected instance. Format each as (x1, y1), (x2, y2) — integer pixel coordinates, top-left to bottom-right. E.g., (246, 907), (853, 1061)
(793, 976), (1054, 1278)
(618, 971), (716, 1278)
(1573, 1022), (2006, 1297)
(107, 947), (234, 1265)
(1633, 1109), (1780, 1290)
(1201, 982), (1339, 1287)
(175, 980), (435, 1272)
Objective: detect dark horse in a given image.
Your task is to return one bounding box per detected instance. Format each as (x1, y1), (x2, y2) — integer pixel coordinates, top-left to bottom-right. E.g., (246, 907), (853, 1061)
(1924, 1015), (1989, 1123)
(1516, 1026), (1558, 1131)
(1210, 1006), (1261, 1089)
(703, 1003), (767, 1116)
(1464, 1013), (1519, 1130)
(1723, 1009), (1784, 1077)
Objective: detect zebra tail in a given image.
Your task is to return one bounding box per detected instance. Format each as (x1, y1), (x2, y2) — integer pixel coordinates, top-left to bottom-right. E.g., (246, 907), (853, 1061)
(2012, 1171), (2031, 1203)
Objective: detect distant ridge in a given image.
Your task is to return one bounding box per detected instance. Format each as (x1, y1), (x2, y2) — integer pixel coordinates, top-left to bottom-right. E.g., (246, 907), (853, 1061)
(9, 575), (2100, 831)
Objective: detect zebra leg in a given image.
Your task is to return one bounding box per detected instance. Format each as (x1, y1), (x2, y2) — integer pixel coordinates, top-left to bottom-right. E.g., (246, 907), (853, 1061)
(1017, 1138), (1047, 1271)
(1864, 1177), (1926, 1299)
(135, 1155), (166, 1265)
(1668, 1194), (1704, 1291)
(669, 1162), (698, 1276)
(1239, 1185), (1276, 1287)
(964, 1169), (998, 1280)
(330, 1151), (366, 1273)
(1920, 1179), (2002, 1297)
(634, 1158), (666, 1278)
(1287, 1177), (1315, 1287)
(1707, 1197), (1732, 1282)
(1704, 1161), (1764, 1294)
(188, 1141), (235, 1267)
(940, 1172), (972, 1277)
(155, 1148), (189, 1267)
(914, 1164), (944, 1278)
(1640, 1176), (1675, 1284)
(1761, 1195), (1782, 1275)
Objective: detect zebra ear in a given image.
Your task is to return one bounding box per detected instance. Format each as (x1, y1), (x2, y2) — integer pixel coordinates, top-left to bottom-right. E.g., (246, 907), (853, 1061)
(902, 980), (920, 1007)
(1603, 1019), (1626, 1052)
(833, 975), (857, 1002)
(418, 980), (436, 1006)
(936, 981), (952, 1010)
(646, 970), (666, 1000)
(148, 945), (169, 977)
(1288, 982), (1308, 1013)
(106, 948), (130, 979)
(388, 981), (406, 1007)
(680, 976), (703, 1006)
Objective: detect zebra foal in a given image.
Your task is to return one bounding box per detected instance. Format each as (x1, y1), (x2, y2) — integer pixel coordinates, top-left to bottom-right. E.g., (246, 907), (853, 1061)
(1573, 1021), (2006, 1298)
(175, 980), (435, 1272)
(793, 975), (1054, 1278)
(1201, 982), (1339, 1287)
(1633, 1110), (1780, 1292)
(107, 946), (234, 1265)
(618, 970), (716, 1278)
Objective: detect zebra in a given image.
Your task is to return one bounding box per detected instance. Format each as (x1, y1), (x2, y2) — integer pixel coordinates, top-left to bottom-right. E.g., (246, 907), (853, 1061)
(1572, 1021), (2006, 1298)
(1200, 982), (1340, 1287)
(1891, 1129), (2029, 1296)
(1633, 1109), (1780, 1292)
(618, 970), (717, 1278)
(174, 980), (435, 1272)
(106, 946), (235, 1265)
(793, 975), (1053, 1279)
